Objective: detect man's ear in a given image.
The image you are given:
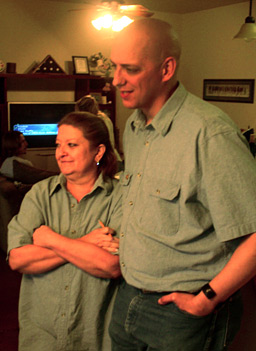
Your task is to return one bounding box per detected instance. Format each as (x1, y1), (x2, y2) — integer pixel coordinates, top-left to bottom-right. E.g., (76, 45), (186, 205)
(95, 144), (106, 163)
(162, 57), (176, 82)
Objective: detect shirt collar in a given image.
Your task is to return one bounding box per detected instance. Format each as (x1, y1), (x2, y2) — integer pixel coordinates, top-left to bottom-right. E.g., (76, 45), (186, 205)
(130, 83), (188, 137)
(49, 172), (113, 197)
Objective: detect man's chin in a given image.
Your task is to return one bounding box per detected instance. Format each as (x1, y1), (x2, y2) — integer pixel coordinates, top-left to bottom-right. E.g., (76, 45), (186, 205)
(122, 100), (137, 109)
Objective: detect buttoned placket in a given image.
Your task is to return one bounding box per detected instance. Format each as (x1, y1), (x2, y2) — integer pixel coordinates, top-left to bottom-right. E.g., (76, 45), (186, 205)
(57, 267), (71, 350)
(70, 200), (78, 238)
(56, 197), (78, 350)
(120, 128), (153, 270)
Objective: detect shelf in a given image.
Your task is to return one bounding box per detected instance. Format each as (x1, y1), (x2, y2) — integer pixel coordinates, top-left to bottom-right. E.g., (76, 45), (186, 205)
(0, 73), (107, 80)
(0, 73), (116, 145)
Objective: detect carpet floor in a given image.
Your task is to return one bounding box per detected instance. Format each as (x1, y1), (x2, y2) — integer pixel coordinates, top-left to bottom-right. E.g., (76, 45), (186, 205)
(0, 249), (21, 351)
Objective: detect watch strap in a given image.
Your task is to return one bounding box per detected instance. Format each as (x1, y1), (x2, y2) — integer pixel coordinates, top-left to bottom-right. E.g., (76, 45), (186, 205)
(201, 283), (216, 299)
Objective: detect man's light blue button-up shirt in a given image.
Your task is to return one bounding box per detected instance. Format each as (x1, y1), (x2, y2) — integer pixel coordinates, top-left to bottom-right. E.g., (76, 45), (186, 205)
(119, 83), (256, 292)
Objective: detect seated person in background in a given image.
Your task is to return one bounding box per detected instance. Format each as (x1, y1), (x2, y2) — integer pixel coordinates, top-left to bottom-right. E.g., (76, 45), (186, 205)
(75, 95), (123, 171)
(0, 131), (33, 178)
(8, 112), (122, 351)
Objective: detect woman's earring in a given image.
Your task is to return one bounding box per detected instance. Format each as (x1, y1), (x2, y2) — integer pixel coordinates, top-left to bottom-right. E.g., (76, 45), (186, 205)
(96, 161), (100, 166)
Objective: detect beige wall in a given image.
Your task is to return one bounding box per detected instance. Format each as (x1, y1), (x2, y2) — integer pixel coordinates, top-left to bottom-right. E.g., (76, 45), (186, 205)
(179, 3), (256, 131)
(1, 0), (113, 74)
(1, 1), (256, 141)
(1, 0), (181, 152)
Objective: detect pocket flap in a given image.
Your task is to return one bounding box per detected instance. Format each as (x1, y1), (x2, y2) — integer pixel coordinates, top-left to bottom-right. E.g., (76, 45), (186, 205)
(149, 181), (180, 201)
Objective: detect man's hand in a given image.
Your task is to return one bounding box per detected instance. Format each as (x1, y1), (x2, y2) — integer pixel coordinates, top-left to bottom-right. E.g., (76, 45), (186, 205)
(78, 227), (119, 253)
(158, 291), (217, 316)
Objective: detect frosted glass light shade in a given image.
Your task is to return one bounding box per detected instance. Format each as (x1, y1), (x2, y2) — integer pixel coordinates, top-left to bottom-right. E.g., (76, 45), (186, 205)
(234, 22), (256, 41)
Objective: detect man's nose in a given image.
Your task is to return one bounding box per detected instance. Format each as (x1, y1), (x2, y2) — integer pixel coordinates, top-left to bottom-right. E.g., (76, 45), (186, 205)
(112, 67), (125, 87)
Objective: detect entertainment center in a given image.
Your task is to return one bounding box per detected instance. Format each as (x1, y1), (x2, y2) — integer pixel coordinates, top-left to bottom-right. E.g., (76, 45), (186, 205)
(0, 73), (116, 171)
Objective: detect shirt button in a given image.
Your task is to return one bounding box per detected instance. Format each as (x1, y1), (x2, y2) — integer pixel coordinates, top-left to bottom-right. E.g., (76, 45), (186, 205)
(145, 141), (149, 146)
(156, 189), (160, 194)
(71, 230), (76, 235)
(137, 173), (141, 178)
(121, 262), (125, 267)
(129, 201), (133, 206)
(61, 313), (66, 317)
(65, 285), (69, 291)
(125, 174), (129, 180)
(71, 204), (75, 208)
(120, 233), (124, 237)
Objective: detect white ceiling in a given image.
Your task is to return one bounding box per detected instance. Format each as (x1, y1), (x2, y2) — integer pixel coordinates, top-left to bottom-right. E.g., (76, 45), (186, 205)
(45, 0), (248, 14)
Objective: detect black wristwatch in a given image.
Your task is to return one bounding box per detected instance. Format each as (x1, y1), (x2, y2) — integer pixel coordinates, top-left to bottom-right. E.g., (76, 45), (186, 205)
(201, 283), (216, 299)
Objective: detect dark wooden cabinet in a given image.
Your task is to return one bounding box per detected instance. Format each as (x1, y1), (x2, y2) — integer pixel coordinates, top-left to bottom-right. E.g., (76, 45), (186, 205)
(0, 73), (116, 145)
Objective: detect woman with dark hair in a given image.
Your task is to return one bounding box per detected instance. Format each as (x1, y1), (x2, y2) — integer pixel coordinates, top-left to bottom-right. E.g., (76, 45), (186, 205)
(8, 112), (122, 351)
(58, 111), (118, 179)
(0, 131), (33, 177)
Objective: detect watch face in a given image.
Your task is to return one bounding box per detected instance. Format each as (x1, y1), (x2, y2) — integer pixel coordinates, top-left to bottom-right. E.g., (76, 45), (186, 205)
(0, 60), (5, 72)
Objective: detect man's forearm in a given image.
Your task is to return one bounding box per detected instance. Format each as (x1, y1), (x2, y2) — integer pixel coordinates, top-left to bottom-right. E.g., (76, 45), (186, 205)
(9, 245), (67, 274)
(43, 232), (121, 278)
(194, 232), (256, 314)
(208, 232), (256, 303)
(158, 233), (256, 316)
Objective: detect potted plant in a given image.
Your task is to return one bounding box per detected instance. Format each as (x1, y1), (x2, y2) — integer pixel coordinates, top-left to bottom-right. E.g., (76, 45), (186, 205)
(89, 52), (112, 77)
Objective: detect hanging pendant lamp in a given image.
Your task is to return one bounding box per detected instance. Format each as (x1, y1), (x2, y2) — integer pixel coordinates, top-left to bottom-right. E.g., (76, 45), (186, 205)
(234, 0), (256, 42)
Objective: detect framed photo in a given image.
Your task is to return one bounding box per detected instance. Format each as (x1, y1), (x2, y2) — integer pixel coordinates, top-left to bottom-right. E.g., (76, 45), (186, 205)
(90, 92), (102, 104)
(203, 79), (254, 103)
(72, 56), (90, 75)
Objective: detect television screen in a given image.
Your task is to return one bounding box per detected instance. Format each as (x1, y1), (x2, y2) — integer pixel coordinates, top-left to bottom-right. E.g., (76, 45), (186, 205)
(8, 102), (75, 148)
(13, 123), (58, 136)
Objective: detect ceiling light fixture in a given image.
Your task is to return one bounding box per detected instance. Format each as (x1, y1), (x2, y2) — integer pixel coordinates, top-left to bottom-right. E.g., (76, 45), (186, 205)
(91, 0), (153, 32)
(234, 0), (256, 42)
(91, 0), (134, 32)
(91, 14), (133, 32)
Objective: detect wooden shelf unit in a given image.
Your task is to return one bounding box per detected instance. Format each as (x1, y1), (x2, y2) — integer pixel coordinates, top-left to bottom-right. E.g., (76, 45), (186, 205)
(0, 73), (116, 142)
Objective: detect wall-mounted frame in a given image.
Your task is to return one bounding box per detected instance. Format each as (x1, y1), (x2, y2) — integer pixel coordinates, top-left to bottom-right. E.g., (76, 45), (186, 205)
(72, 56), (90, 75)
(203, 79), (254, 103)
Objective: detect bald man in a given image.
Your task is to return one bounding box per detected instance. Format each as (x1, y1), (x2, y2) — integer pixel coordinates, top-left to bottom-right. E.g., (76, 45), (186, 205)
(109, 18), (256, 351)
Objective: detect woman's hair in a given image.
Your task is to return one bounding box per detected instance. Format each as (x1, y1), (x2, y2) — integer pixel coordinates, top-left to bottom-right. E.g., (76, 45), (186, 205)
(2, 131), (23, 159)
(75, 95), (99, 115)
(58, 112), (117, 179)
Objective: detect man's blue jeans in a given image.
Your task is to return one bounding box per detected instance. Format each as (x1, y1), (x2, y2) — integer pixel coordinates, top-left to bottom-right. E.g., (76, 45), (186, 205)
(109, 282), (243, 351)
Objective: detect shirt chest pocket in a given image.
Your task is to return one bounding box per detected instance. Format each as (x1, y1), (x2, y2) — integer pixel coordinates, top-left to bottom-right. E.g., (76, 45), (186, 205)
(149, 183), (180, 201)
(140, 180), (181, 237)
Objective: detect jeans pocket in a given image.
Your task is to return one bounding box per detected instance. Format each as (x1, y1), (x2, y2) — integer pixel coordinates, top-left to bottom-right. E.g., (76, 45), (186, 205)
(172, 302), (208, 319)
(158, 302), (215, 350)
(224, 293), (243, 348)
(203, 292), (243, 351)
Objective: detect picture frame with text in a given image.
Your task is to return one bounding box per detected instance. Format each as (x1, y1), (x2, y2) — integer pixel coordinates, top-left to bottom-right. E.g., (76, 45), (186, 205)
(72, 56), (90, 75)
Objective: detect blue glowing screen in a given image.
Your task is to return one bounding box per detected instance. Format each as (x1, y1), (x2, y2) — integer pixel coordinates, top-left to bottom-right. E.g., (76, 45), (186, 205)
(13, 124), (58, 136)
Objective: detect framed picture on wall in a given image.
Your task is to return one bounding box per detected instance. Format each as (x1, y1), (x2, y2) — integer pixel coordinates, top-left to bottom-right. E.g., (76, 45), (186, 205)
(72, 56), (90, 75)
(203, 79), (254, 103)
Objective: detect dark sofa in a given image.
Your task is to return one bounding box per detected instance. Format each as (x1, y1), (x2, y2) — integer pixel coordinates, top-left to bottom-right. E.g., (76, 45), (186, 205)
(0, 160), (58, 253)
(0, 175), (31, 252)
